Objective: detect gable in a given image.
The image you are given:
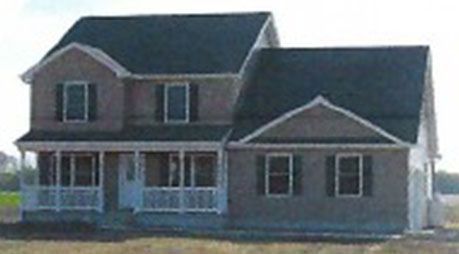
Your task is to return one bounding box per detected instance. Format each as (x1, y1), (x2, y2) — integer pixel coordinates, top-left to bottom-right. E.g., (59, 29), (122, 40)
(253, 104), (390, 143)
(22, 43), (130, 83)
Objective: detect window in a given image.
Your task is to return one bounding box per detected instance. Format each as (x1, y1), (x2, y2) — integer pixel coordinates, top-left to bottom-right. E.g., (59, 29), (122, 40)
(165, 83), (189, 122)
(194, 155), (216, 187)
(60, 154), (98, 187)
(64, 82), (88, 122)
(166, 153), (216, 187)
(266, 154), (293, 196)
(74, 156), (97, 186)
(336, 154), (363, 197)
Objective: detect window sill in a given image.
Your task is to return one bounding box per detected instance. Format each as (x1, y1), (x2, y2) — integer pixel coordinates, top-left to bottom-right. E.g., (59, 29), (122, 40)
(265, 193), (293, 198)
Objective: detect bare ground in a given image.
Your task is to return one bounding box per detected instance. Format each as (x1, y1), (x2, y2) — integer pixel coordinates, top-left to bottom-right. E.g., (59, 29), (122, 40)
(0, 205), (458, 254)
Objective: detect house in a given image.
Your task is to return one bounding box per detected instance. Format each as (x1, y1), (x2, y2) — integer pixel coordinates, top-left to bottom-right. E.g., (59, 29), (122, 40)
(16, 12), (441, 233)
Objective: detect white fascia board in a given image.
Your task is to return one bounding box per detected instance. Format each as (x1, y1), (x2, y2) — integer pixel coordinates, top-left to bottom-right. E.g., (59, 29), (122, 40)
(21, 42), (131, 84)
(238, 95), (411, 147)
(227, 142), (409, 150)
(237, 14), (272, 76)
(16, 141), (222, 152)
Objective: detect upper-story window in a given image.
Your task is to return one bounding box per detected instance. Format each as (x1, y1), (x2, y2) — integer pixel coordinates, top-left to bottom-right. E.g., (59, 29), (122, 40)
(64, 81), (89, 122)
(56, 81), (96, 122)
(164, 83), (190, 123)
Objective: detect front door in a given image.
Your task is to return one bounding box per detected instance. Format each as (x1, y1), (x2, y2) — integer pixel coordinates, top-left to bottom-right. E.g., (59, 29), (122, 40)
(118, 154), (139, 209)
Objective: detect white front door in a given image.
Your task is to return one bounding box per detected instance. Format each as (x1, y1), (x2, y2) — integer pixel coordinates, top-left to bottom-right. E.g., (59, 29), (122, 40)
(118, 154), (139, 209)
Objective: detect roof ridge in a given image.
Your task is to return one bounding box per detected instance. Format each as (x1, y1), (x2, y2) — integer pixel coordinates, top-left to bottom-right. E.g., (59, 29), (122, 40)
(79, 11), (272, 21)
(260, 45), (429, 52)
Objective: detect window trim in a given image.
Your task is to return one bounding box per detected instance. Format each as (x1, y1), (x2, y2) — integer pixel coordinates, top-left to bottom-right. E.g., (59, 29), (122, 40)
(63, 81), (89, 123)
(265, 153), (293, 197)
(164, 83), (190, 123)
(335, 153), (363, 198)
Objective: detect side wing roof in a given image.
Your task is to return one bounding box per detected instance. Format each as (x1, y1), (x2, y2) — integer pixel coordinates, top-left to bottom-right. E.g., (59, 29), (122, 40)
(233, 46), (429, 143)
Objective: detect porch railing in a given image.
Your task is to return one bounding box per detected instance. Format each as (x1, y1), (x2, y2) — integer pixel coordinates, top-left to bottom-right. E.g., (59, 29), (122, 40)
(141, 187), (218, 212)
(22, 186), (101, 211)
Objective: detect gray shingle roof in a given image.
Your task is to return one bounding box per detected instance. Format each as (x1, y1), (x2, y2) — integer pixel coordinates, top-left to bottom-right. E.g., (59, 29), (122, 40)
(45, 12), (269, 74)
(232, 46), (429, 143)
(18, 125), (231, 142)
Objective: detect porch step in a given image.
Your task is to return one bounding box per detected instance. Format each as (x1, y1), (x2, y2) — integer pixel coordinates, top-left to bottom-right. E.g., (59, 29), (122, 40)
(101, 210), (136, 229)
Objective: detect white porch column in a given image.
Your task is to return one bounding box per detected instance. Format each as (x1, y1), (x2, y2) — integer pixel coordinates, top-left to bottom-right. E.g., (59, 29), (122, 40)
(217, 148), (227, 214)
(19, 150), (25, 218)
(34, 152), (39, 186)
(179, 150), (185, 213)
(55, 151), (62, 212)
(98, 151), (105, 212)
(134, 150), (141, 212)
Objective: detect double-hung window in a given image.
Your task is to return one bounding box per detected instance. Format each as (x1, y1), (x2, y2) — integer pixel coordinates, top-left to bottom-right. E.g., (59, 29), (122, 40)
(265, 154), (293, 196)
(165, 83), (189, 122)
(64, 81), (88, 122)
(336, 154), (363, 197)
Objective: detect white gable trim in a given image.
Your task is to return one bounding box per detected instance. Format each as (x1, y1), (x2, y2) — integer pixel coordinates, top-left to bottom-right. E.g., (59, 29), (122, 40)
(237, 14), (272, 76)
(238, 95), (410, 146)
(21, 42), (131, 83)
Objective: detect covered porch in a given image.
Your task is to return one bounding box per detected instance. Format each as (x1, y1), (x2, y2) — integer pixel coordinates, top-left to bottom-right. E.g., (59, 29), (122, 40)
(17, 142), (228, 215)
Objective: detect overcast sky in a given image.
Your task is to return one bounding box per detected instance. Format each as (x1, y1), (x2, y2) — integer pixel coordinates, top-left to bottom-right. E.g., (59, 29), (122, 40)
(1, 0), (458, 172)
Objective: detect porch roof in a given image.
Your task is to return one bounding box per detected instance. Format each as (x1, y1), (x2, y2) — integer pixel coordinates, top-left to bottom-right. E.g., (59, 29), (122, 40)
(17, 125), (231, 142)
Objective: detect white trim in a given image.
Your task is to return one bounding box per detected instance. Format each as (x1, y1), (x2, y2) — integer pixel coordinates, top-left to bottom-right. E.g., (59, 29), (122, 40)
(129, 73), (237, 80)
(227, 142), (408, 150)
(22, 185), (102, 211)
(238, 95), (410, 146)
(17, 141), (221, 152)
(237, 15), (272, 76)
(21, 43), (131, 83)
(164, 82), (190, 123)
(178, 150), (185, 214)
(98, 151), (104, 212)
(63, 81), (89, 123)
(265, 153), (293, 197)
(335, 153), (363, 198)
(137, 186), (219, 213)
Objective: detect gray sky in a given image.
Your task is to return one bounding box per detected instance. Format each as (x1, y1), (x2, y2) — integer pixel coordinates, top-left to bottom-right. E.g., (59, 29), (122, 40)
(1, 0), (458, 171)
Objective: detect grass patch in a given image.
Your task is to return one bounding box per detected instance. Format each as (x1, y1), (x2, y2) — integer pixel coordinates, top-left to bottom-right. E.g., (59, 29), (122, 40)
(0, 192), (20, 207)
(444, 205), (459, 229)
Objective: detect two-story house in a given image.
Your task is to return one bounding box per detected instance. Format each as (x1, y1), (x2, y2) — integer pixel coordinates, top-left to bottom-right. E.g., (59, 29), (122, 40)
(16, 12), (440, 233)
